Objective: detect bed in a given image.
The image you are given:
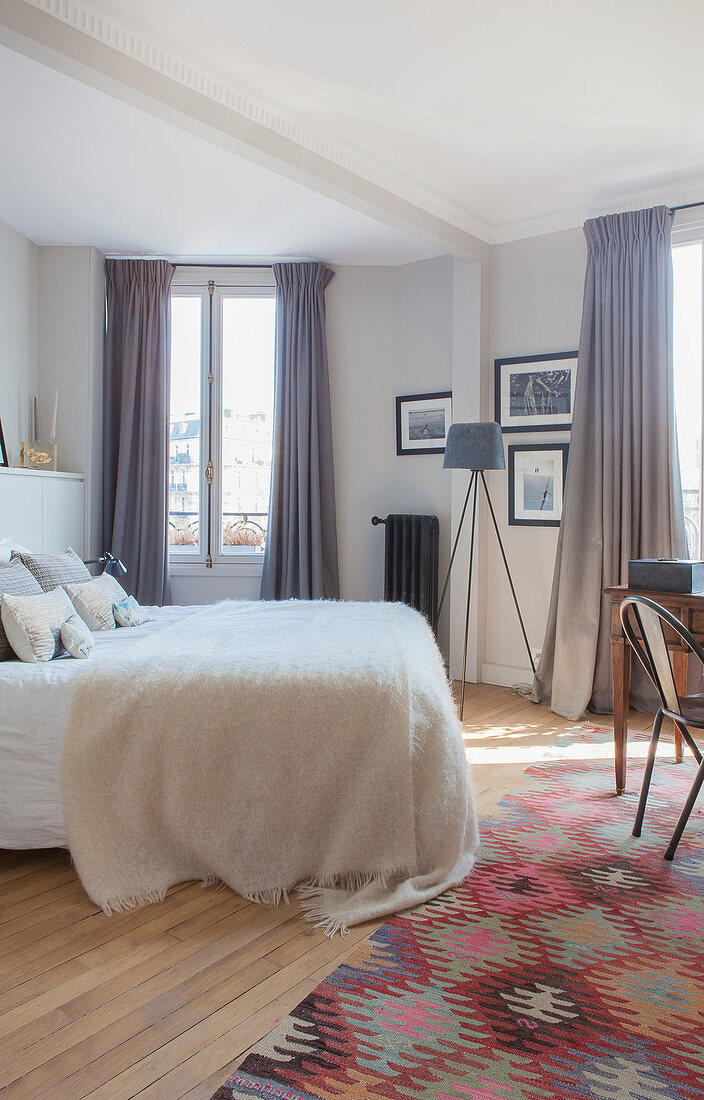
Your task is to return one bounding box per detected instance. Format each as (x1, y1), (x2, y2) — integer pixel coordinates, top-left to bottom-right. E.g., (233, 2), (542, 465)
(1, 598), (479, 931)
(0, 603), (197, 849)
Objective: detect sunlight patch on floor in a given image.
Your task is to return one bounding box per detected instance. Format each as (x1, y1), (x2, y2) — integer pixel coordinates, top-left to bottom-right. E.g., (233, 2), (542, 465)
(464, 729), (686, 767)
(462, 722), (550, 739)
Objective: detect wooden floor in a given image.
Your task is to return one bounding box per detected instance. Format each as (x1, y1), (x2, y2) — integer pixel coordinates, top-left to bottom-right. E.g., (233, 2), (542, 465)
(0, 684), (658, 1099)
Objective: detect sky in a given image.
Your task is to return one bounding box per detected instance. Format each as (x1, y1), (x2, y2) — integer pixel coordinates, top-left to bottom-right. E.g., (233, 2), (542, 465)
(170, 294), (275, 423)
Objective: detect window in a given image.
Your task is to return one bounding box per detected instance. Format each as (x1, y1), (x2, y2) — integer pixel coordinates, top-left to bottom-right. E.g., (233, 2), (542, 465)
(168, 268), (276, 564)
(220, 297), (276, 554)
(673, 242), (703, 557)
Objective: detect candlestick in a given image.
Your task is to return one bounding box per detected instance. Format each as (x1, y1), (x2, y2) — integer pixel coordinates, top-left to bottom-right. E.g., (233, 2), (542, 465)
(50, 388), (58, 442)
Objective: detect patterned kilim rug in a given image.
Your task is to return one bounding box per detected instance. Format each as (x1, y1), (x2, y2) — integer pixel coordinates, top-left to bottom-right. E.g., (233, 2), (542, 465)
(211, 725), (704, 1100)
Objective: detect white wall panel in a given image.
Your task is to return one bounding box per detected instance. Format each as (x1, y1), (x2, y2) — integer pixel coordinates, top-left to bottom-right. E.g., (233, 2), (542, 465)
(41, 476), (85, 555)
(0, 470), (84, 557)
(0, 471), (43, 550)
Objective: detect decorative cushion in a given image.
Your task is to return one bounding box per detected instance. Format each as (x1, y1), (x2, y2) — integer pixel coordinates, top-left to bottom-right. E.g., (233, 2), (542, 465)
(11, 547), (91, 592)
(113, 595), (149, 628)
(0, 538), (32, 565)
(64, 573), (129, 631)
(0, 560), (43, 660)
(1, 587), (74, 663)
(60, 613), (94, 659)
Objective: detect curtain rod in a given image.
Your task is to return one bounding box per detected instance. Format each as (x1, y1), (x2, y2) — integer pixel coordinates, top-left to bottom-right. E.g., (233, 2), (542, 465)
(174, 262), (273, 269)
(670, 201), (704, 214)
(173, 258), (320, 268)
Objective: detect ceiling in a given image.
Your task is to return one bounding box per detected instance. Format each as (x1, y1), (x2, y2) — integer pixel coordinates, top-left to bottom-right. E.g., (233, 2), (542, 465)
(0, 44), (440, 264)
(3, 0), (704, 254)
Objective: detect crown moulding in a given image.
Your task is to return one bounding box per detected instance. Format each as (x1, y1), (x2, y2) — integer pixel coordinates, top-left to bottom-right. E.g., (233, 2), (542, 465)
(19, 0), (704, 248)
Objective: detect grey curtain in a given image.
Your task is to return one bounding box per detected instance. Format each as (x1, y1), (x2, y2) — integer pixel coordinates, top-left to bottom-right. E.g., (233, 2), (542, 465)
(532, 206), (686, 720)
(261, 261), (340, 600)
(103, 259), (175, 606)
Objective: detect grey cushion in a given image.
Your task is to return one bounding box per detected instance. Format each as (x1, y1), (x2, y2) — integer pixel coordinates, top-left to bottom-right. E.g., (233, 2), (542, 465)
(0, 560), (43, 660)
(11, 547), (91, 593)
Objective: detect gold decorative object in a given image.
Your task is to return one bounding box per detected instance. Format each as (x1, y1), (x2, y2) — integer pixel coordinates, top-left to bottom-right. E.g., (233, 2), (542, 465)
(20, 441), (58, 471)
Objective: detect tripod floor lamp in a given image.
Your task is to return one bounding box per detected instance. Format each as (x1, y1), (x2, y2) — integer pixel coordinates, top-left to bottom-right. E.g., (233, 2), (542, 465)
(438, 421), (536, 720)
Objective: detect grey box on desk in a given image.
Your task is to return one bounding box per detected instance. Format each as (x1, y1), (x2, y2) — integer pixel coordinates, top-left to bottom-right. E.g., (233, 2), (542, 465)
(628, 559), (704, 594)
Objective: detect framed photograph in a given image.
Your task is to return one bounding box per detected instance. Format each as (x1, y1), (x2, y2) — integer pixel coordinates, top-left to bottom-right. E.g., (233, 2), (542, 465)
(508, 443), (569, 527)
(396, 392), (452, 455)
(495, 351), (578, 433)
(0, 418), (7, 468)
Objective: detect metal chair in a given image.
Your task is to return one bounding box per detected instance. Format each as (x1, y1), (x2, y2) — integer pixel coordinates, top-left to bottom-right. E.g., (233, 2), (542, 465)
(620, 595), (704, 860)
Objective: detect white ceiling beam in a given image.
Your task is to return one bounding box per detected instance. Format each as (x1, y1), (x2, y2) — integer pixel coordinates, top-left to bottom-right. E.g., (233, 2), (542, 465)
(0, 0), (488, 260)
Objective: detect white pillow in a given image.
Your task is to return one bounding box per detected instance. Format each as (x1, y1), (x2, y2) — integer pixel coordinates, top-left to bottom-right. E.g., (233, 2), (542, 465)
(64, 573), (129, 631)
(0, 538), (32, 566)
(1, 587), (74, 663)
(113, 595), (149, 628)
(60, 613), (94, 659)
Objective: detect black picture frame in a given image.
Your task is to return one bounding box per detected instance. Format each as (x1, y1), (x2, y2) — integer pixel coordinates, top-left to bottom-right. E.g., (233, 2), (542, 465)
(0, 418), (7, 468)
(495, 350), (578, 433)
(395, 391), (452, 455)
(508, 443), (569, 527)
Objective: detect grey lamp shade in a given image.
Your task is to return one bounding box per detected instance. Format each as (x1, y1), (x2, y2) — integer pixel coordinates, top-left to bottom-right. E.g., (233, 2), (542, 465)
(443, 421), (505, 471)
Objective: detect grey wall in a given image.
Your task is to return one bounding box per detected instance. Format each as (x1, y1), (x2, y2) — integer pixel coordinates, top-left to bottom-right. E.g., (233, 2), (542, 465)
(394, 257), (454, 640)
(38, 246), (105, 557)
(481, 227), (586, 684)
(327, 255), (474, 658)
(4, 228), (578, 693)
(326, 264), (396, 603)
(0, 218), (37, 466)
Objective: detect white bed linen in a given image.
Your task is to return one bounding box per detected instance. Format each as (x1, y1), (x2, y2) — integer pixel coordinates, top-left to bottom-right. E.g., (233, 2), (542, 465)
(0, 604), (202, 849)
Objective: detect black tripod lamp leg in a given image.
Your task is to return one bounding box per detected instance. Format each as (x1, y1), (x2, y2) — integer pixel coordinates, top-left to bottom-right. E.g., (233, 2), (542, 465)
(479, 471), (536, 676)
(459, 474), (479, 722)
(437, 471), (476, 622)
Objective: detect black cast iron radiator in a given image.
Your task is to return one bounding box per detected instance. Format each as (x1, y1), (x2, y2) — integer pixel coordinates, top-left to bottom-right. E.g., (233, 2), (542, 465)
(372, 513), (440, 633)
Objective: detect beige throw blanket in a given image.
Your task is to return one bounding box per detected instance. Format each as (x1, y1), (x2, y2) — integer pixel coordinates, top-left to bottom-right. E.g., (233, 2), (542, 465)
(62, 600), (478, 933)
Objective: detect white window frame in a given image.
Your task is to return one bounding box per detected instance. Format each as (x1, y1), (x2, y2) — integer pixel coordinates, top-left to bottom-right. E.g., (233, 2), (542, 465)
(672, 213), (704, 559)
(169, 266), (276, 575)
(169, 284), (209, 566)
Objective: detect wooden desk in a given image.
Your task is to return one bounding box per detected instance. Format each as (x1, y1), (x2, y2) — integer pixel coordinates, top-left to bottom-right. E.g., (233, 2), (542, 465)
(604, 585), (704, 793)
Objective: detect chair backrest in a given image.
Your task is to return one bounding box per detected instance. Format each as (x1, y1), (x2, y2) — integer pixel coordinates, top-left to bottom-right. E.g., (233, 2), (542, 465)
(620, 596), (704, 716)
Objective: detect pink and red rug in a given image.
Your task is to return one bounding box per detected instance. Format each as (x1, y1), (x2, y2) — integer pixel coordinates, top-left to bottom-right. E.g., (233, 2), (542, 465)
(212, 726), (704, 1099)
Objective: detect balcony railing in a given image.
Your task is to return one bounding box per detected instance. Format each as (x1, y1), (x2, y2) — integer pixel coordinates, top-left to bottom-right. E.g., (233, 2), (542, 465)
(169, 511), (268, 550)
(683, 488), (701, 558)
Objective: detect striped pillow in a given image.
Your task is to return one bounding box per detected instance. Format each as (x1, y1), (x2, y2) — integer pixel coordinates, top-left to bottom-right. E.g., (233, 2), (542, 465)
(11, 547), (91, 592)
(0, 561), (43, 660)
(1, 587), (74, 663)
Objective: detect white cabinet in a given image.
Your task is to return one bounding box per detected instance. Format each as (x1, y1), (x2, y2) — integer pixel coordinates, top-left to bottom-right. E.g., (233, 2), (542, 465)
(0, 469), (86, 556)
